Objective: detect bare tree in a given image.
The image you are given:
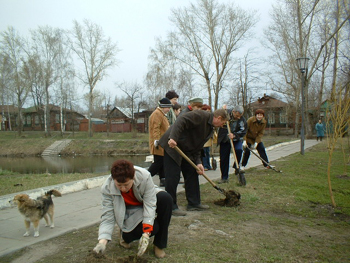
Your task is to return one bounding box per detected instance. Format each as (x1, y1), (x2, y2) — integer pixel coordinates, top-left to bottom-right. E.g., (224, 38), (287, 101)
(0, 27), (29, 136)
(149, 0), (257, 110)
(325, 81), (350, 208)
(263, 0), (350, 137)
(70, 19), (119, 137)
(30, 26), (67, 136)
(224, 50), (261, 111)
(0, 53), (13, 131)
(117, 82), (144, 133)
(146, 37), (195, 106)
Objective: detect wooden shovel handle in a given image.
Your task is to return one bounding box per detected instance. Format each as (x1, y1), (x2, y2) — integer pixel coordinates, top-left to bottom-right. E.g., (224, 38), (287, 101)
(226, 121), (239, 167)
(173, 146), (217, 188)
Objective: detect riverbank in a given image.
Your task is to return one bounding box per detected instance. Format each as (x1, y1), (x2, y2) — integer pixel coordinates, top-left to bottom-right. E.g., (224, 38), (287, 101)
(0, 131), (150, 157)
(0, 131), (296, 157)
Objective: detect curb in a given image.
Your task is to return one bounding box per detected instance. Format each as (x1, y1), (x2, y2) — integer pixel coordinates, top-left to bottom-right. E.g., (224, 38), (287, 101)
(0, 174), (109, 210)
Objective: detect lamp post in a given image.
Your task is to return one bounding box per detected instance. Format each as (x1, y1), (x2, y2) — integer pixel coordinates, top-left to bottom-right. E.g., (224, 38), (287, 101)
(296, 57), (309, 155)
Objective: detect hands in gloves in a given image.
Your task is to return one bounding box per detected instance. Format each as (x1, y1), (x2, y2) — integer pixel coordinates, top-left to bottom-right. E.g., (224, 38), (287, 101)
(137, 233), (150, 257)
(243, 140), (247, 148)
(93, 243), (106, 254)
(154, 140), (159, 149)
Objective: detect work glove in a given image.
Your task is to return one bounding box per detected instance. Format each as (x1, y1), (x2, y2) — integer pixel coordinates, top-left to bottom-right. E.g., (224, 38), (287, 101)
(93, 243), (106, 254)
(243, 140), (247, 148)
(154, 140), (159, 149)
(253, 142), (258, 149)
(137, 233), (150, 257)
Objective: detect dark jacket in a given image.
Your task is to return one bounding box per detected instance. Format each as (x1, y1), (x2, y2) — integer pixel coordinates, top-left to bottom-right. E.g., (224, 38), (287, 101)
(179, 105), (191, 115)
(244, 116), (267, 144)
(217, 109), (247, 144)
(159, 110), (214, 166)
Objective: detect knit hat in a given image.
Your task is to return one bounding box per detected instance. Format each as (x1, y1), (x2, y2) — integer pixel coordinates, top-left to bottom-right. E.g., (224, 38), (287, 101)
(188, 97), (203, 104)
(158, 98), (172, 108)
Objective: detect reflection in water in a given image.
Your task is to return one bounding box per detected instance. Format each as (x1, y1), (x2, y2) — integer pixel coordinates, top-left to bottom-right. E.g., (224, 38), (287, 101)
(0, 155), (150, 174)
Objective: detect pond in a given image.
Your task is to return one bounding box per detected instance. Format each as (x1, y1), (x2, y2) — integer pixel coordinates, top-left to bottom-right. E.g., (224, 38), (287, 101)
(0, 155), (151, 174)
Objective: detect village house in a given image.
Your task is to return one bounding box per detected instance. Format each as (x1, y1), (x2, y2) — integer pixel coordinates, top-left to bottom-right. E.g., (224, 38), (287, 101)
(247, 94), (295, 135)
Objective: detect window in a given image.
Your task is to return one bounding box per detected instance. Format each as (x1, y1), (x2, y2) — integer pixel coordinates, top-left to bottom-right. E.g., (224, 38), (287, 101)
(280, 112), (287, 124)
(268, 113), (275, 124)
(26, 116), (31, 125)
(55, 114), (60, 123)
(35, 115), (40, 125)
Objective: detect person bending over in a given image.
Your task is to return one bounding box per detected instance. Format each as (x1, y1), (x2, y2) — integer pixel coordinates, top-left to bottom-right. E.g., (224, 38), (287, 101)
(93, 159), (172, 258)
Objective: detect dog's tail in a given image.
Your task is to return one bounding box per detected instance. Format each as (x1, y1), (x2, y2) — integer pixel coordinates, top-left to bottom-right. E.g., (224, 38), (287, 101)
(45, 189), (62, 197)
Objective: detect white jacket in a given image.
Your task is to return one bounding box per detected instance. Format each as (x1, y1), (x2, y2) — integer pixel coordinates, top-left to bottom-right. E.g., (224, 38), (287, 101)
(98, 166), (162, 241)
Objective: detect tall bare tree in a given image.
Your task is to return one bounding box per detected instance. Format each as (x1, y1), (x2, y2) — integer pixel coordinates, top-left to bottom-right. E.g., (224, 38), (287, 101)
(264, 0), (350, 137)
(148, 0), (257, 110)
(0, 53), (13, 131)
(30, 26), (65, 136)
(70, 19), (119, 137)
(0, 27), (29, 136)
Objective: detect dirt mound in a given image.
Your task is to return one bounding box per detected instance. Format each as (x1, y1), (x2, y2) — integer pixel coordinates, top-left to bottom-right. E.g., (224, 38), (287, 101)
(214, 189), (240, 207)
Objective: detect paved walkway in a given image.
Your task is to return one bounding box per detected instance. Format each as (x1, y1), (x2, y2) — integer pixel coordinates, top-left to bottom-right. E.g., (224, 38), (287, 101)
(0, 139), (319, 257)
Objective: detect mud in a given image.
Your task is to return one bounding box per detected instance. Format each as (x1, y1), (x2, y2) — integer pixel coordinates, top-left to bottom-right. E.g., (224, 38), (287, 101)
(214, 189), (241, 207)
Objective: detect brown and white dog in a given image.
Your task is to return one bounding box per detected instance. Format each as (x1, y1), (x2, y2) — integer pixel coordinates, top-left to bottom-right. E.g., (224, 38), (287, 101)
(11, 189), (62, 237)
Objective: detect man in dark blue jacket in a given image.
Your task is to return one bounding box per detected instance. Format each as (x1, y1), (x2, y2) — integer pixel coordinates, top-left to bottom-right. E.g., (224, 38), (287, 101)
(217, 105), (247, 184)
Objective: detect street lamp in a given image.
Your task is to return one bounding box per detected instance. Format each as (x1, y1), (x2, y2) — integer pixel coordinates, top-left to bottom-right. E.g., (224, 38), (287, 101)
(296, 57), (309, 155)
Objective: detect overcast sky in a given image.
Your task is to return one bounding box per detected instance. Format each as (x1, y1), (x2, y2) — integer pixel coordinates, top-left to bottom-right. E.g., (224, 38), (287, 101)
(0, 0), (275, 102)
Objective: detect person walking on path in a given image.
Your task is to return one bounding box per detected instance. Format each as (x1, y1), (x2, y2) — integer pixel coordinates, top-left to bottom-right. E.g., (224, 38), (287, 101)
(241, 109), (272, 169)
(93, 159), (173, 259)
(148, 98), (172, 187)
(217, 105), (247, 183)
(165, 90), (179, 125)
(315, 119), (325, 141)
(159, 109), (228, 216)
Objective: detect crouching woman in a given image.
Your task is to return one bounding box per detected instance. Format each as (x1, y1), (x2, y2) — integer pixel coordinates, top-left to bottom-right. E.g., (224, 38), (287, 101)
(93, 159), (172, 258)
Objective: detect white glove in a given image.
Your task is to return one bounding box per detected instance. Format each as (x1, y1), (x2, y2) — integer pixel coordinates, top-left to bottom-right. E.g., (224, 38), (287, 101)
(154, 140), (159, 148)
(137, 233), (150, 257)
(243, 140), (247, 148)
(253, 142), (258, 149)
(93, 243), (106, 254)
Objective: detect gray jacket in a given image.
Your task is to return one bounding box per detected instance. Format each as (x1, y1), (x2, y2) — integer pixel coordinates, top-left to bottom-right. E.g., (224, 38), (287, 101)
(98, 166), (162, 241)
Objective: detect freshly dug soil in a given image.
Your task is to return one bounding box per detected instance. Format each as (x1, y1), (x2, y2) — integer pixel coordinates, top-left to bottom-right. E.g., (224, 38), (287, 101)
(214, 189), (241, 207)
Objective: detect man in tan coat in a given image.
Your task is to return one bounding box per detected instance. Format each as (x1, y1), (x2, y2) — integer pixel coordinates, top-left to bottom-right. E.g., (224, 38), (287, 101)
(148, 98), (172, 186)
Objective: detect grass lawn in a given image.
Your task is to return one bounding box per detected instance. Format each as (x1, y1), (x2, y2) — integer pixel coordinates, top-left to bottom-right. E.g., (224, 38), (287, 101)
(1, 140), (349, 263)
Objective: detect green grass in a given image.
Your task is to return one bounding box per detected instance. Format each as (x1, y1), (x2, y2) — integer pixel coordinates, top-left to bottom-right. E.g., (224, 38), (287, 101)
(0, 171), (108, 196)
(1, 140), (349, 262)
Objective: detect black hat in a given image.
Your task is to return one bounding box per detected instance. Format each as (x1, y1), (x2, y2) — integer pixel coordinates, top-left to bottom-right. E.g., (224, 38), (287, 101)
(158, 98), (172, 108)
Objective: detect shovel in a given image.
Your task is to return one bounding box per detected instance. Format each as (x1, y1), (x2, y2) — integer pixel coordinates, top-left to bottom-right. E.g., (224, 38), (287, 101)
(174, 146), (226, 196)
(246, 146), (282, 173)
(226, 122), (246, 186)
